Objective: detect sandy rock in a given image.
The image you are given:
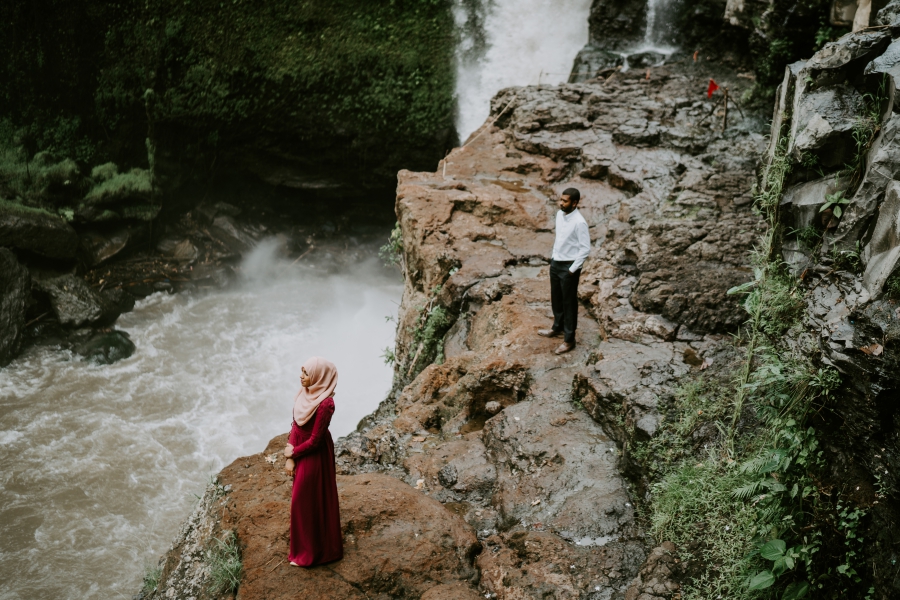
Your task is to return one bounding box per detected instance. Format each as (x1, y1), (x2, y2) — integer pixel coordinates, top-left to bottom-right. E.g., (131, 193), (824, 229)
(0, 248), (29, 366)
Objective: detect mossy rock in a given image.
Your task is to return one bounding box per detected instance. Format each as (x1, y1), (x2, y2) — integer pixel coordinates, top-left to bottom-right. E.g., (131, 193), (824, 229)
(84, 168), (151, 205)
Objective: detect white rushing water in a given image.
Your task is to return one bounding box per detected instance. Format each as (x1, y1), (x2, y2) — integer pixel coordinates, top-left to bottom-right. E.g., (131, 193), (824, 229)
(453, 0), (593, 141)
(621, 0), (678, 69)
(0, 240), (402, 599)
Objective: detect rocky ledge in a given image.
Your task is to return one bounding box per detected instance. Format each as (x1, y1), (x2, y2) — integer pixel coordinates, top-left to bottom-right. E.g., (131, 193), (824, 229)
(143, 62), (765, 599)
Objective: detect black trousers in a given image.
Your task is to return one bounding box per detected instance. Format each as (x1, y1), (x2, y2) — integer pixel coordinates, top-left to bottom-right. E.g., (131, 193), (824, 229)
(549, 260), (581, 344)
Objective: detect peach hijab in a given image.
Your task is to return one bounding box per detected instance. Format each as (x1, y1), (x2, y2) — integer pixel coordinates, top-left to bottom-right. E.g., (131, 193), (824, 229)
(293, 357), (338, 426)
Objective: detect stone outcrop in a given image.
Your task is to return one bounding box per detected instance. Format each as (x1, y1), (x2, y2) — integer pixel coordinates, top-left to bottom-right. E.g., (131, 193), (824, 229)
(145, 63), (763, 599)
(0, 248), (29, 366)
(35, 274), (130, 328)
(769, 19), (900, 596)
(144, 436), (482, 600)
(0, 203), (79, 259)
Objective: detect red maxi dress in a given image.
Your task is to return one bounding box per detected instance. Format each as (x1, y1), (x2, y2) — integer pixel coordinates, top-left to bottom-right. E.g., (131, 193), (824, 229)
(288, 397), (343, 566)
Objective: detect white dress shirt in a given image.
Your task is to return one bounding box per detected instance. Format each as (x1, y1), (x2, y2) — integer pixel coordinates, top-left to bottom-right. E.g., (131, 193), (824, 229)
(551, 208), (591, 272)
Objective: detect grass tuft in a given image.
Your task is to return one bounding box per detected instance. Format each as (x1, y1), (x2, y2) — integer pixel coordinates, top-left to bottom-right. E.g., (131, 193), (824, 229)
(205, 530), (242, 596)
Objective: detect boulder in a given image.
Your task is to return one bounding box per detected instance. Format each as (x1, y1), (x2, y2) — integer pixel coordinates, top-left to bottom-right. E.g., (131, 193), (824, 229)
(862, 180), (900, 295)
(789, 82), (865, 166)
(627, 51), (666, 69)
(0, 248), (30, 366)
(569, 45), (623, 82)
(877, 0), (900, 26)
(79, 225), (149, 267)
(623, 542), (682, 600)
(804, 29), (890, 75)
(0, 201), (79, 259)
(828, 113), (900, 252)
(74, 330), (136, 364)
(782, 239), (815, 276)
(36, 274), (127, 327)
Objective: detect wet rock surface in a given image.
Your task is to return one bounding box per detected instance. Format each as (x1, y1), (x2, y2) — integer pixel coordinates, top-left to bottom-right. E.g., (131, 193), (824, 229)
(0, 248), (30, 366)
(74, 329), (136, 364)
(144, 64), (762, 599)
(0, 203), (79, 259)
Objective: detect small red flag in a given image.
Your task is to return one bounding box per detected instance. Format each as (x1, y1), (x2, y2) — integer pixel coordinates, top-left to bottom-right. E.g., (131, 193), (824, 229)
(707, 79), (719, 98)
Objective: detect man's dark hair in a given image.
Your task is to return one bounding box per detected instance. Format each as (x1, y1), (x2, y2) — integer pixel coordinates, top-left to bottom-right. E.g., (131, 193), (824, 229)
(562, 187), (581, 203)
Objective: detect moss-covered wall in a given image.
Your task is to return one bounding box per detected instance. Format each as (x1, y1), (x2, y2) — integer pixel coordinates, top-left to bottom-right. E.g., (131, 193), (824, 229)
(1, 0), (457, 199)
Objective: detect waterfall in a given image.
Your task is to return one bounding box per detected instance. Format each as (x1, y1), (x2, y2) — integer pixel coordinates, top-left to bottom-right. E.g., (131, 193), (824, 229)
(452, 0), (593, 141)
(636, 0), (677, 53)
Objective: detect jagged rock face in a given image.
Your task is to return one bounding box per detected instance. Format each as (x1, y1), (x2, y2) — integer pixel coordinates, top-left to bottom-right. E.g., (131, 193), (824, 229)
(773, 22), (900, 597)
(0, 248), (29, 366)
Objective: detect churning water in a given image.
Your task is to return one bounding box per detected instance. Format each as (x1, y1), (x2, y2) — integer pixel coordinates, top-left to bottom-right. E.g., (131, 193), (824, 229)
(453, 0), (593, 141)
(0, 239), (402, 599)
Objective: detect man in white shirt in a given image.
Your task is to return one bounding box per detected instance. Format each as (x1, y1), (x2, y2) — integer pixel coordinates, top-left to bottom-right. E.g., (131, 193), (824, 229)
(538, 187), (591, 354)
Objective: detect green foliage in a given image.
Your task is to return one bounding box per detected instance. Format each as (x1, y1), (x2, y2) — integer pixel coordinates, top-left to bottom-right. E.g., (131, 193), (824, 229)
(83, 166), (151, 205)
(647, 123), (873, 599)
(94, 0), (457, 180)
(737, 265), (804, 339)
(381, 346), (396, 366)
(141, 562), (162, 596)
(380, 221), (404, 268)
(814, 25), (841, 51)
(652, 459), (763, 599)
(830, 240), (862, 273)
(789, 226), (822, 252)
(0, 125), (82, 206)
(205, 530), (242, 595)
(820, 191), (849, 219)
(846, 77), (889, 187)
(404, 285), (452, 378)
(884, 271), (900, 299)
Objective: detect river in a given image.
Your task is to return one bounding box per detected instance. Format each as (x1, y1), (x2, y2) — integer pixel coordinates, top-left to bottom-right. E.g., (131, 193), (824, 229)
(0, 239), (402, 599)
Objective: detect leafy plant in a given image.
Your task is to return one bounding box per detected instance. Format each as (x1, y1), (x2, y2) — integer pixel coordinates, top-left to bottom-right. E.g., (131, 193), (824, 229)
(379, 221), (404, 269)
(820, 191), (849, 219)
(884, 270), (900, 299)
(381, 346), (396, 365)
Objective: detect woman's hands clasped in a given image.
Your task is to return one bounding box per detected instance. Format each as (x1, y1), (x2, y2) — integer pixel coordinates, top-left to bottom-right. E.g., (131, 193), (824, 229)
(283, 443), (296, 476)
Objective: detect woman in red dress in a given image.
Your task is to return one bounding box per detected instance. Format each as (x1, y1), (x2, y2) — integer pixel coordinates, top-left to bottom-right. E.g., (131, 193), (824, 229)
(283, 356), (343, 567)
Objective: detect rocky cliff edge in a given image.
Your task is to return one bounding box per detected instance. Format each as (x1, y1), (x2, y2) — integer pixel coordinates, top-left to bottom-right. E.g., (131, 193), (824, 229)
(142, 62), (765, 600)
